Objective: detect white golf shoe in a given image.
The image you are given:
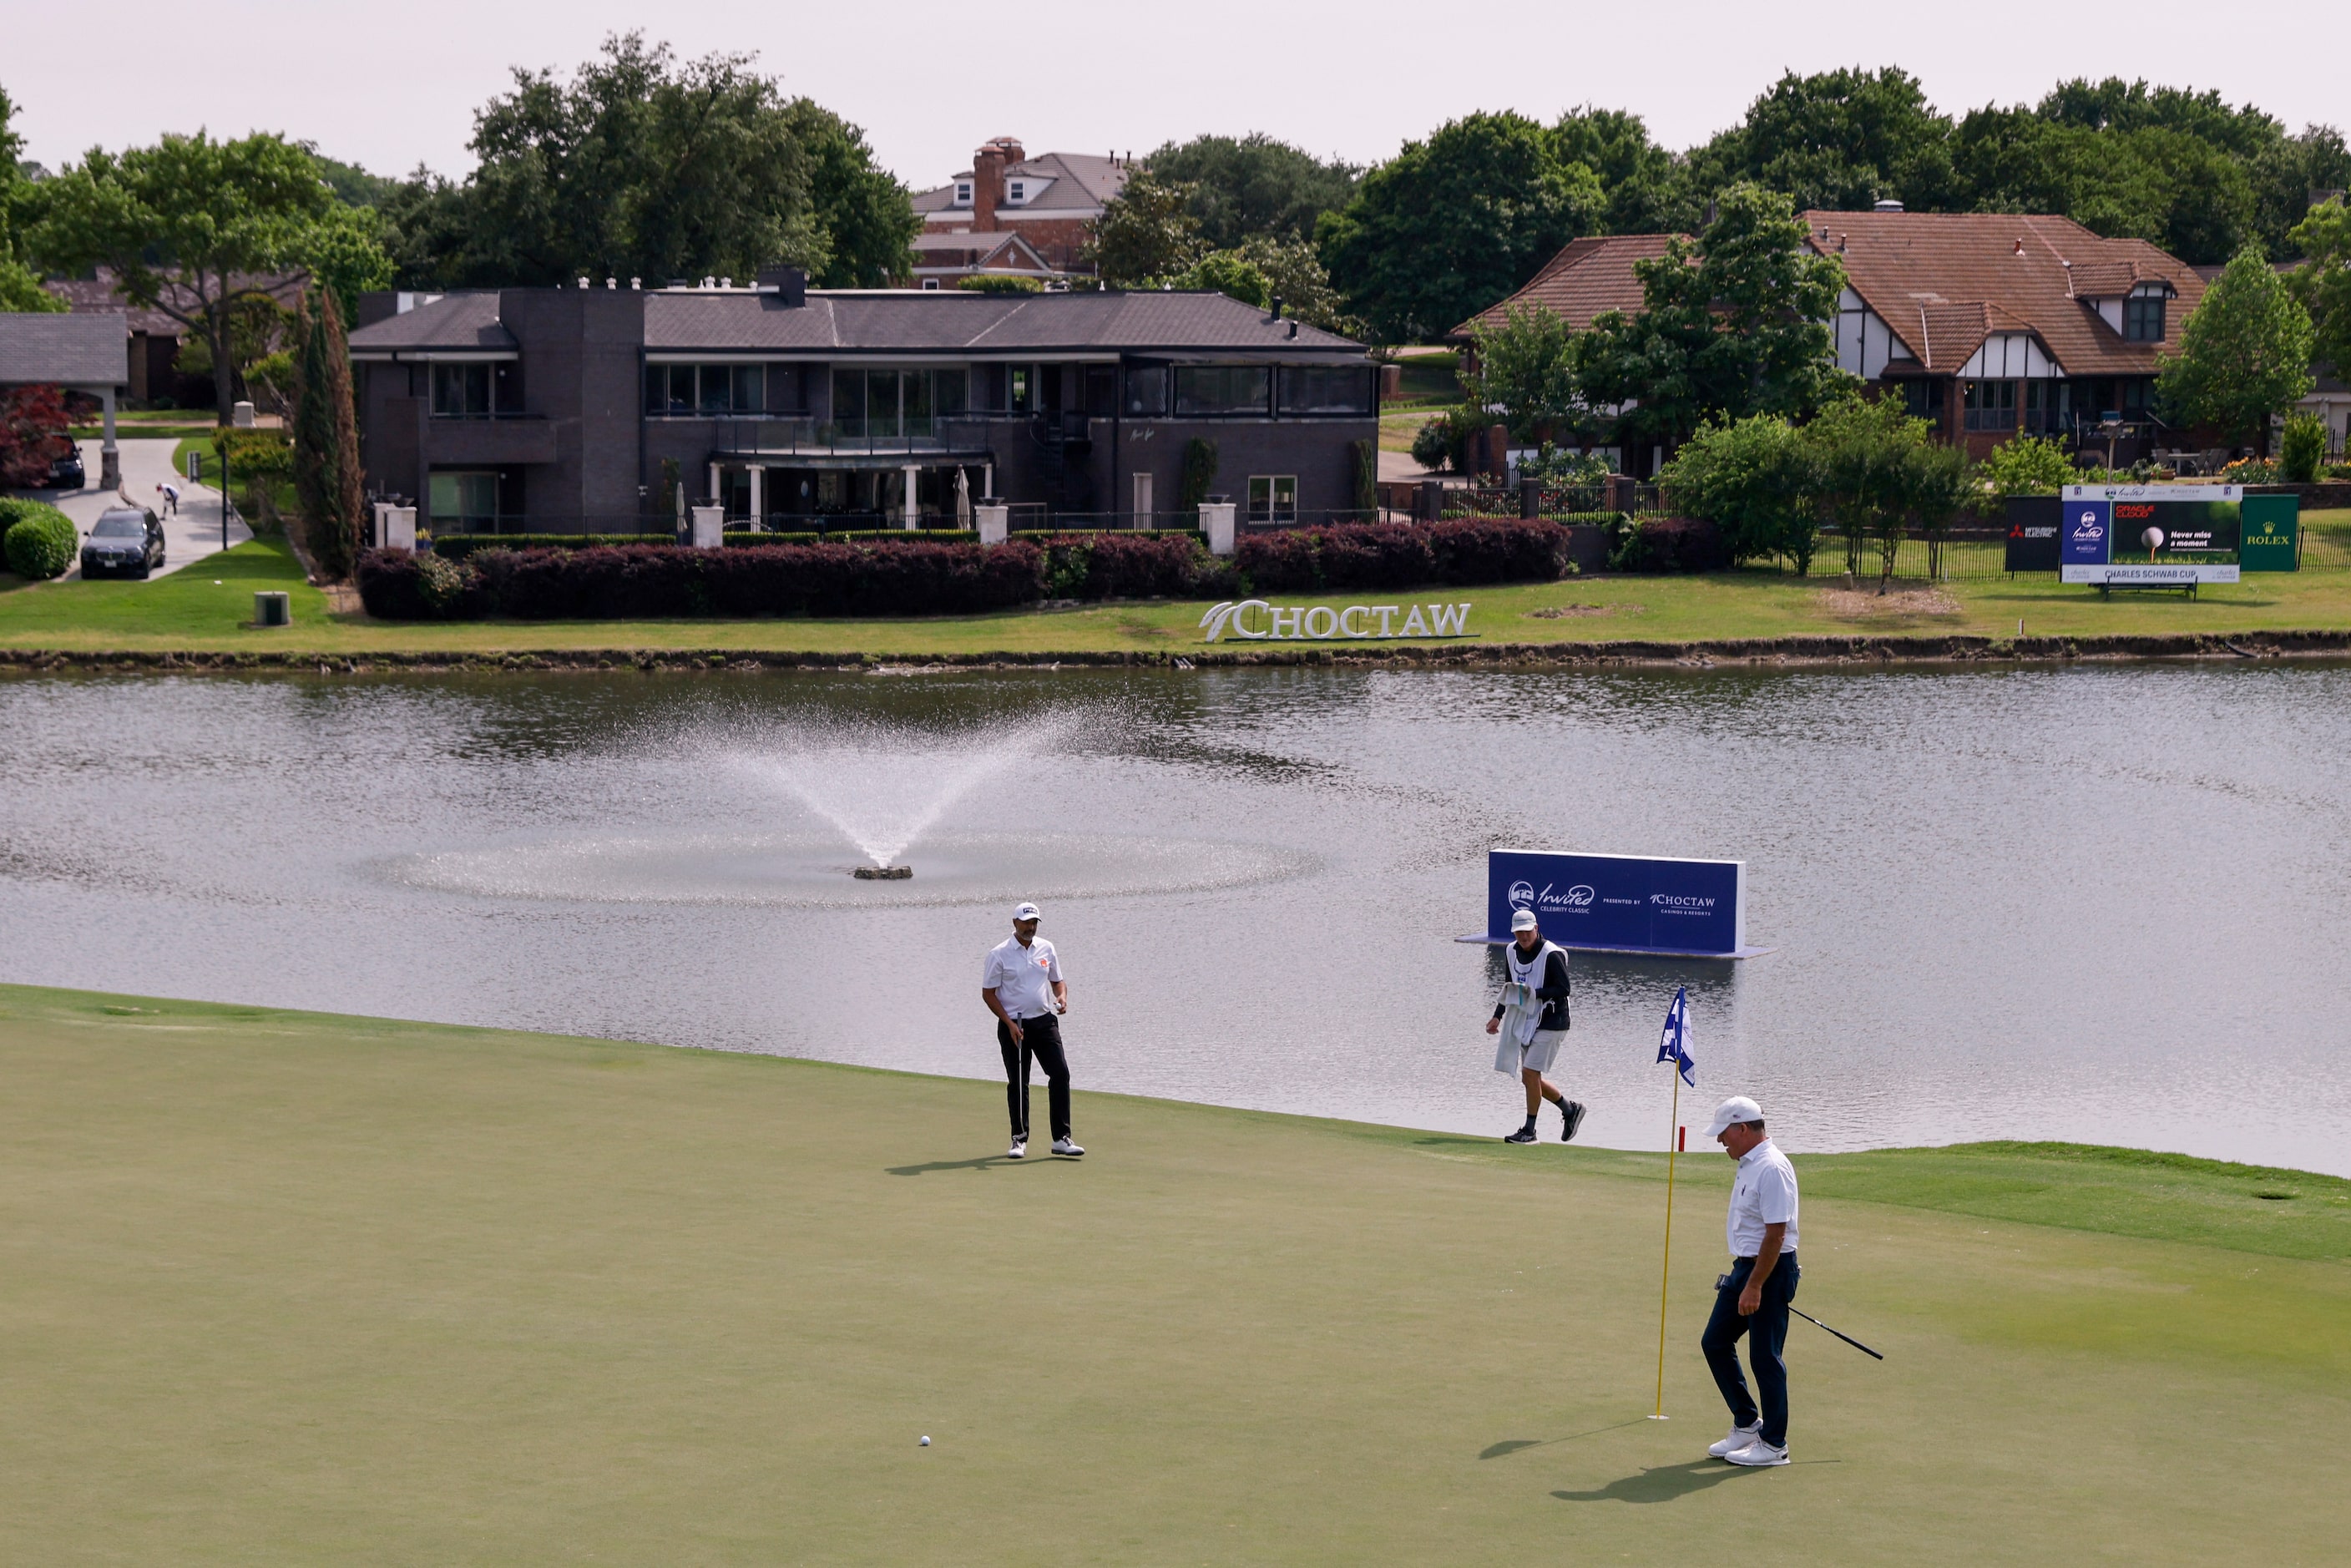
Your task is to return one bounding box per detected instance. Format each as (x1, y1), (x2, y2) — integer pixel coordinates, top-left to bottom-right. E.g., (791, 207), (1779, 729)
(1723, 1437), (1789, 1467)
(1052, 1137), (1084, 1156)
(1007, 1139), (1026, 1159)
(1707, 1421), (1763, 1458)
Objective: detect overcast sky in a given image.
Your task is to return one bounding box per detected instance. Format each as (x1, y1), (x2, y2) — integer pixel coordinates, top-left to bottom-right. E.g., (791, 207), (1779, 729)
(9, 0), (2345, 187)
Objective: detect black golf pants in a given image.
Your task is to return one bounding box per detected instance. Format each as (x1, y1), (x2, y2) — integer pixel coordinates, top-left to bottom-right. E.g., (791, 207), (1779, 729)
(1701, 1252), (1799, 1449)
(998, 1013), (1070, 1142)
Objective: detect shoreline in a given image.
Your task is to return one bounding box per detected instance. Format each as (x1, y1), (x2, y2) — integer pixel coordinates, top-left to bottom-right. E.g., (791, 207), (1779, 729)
(8, 626), (2351, 673)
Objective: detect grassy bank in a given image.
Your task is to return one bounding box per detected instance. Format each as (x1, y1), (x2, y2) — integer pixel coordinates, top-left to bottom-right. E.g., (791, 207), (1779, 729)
(9, 529), (2351, 660)
(1, 981), (2343, 1563)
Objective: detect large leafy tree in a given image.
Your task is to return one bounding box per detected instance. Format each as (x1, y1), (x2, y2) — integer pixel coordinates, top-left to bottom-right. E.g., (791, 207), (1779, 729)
(1689, 68), (1955, 214)
(2159, 245), (2316, 452)
(1462, 304), (1580, 441)
(0, 87), (63, 312)
(1574, 183), (1852, 449)
(2286, 198), (2351, 377)
(389, 33), (911, 290)
(1552, 107), (1691, 235)
(1145, 134), (1358, 250)
(1317, 112), (1601, 343)
(1084, 169), (1203, 286)
(32, 130), (338, 419)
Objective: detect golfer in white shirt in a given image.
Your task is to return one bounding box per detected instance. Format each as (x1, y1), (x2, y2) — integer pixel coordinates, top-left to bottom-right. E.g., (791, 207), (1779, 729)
(1701, 1095), (1800, 1466)
(981, 902), (1081, 1160)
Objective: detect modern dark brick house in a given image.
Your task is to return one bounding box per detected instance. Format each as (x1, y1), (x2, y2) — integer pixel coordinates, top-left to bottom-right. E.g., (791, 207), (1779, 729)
(346, 271), (1376, 533)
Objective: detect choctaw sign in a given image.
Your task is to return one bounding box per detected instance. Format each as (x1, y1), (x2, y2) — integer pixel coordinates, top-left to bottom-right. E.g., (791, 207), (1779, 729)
(1198, 600), (1476, 643)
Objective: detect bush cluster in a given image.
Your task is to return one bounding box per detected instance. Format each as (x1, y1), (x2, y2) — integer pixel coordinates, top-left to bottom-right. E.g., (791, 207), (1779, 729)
(429, 529), (982, 560)
(1, 498), (78, 579)
(1608, 517), (1729, 574)
(360, 540), (1049, 621)
(1039, 532), (1238, 600)
(1237, 518), (1570, 593)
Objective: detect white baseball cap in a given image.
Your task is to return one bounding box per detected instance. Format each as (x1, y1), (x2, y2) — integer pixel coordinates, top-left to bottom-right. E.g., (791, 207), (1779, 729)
(1705, 1095), (1764, 1136)
(1509, 909), (1540, 932)
(1012, 903), (1041, 921)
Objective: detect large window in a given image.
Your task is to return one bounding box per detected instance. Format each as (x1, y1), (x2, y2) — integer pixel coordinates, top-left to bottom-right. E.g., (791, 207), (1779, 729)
(830, 368), (967, 437)
(2023, 379), (2066, 434)
(1175, 366), (1270, 417)
(2123, 291), (2167, 343)
(1901, 379), (1945, 422)
(643, 363), (766, 416)
(432, 362), (518, 417)
(428, 471), (500, 529)
(1123, 366), (1168, 417)
(1246, 475), (1297, 523)
(1962, 379), (2017, 432)
(1277, 366), (1373, 415)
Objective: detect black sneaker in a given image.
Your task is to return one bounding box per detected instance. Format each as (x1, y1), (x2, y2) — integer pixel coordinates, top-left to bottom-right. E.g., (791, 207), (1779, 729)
(1560, 1101), (1587, 1142)
(1503, 1126), (1538, 1144)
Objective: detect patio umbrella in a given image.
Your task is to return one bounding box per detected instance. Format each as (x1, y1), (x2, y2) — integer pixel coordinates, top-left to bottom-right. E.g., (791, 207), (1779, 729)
(955, 467), (972, 529)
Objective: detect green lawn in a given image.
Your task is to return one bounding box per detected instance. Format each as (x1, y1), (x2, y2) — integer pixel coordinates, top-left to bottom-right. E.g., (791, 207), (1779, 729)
(8, 525), (2351, 660)
(0, 981), (2342, 1563)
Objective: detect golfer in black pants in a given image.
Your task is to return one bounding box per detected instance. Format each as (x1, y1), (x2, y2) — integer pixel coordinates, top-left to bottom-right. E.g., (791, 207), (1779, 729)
(982, 902), (1083, 1160)
(1701, 1095), (1800, 1467)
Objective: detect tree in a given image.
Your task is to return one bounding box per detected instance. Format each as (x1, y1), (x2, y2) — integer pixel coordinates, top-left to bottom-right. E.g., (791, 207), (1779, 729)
(1316, 112), (1602, 343)
(1164, 249), (1271, 308)
(1799, 394), (1930, 578)
(1463, 304), (1580, 440)
(1230, 236), (1360, 335)
(1897, 439), (1974, 586)
(0, 86), (63, 312)
(1658, 413), (1816, 569)
(0, 383), (71, 487)
(32, 130), (332, 420)
(2158, 245), (2316, 453)
(1977, 433), (2077, 513)
(291, 288), (366, 580)
(1690, 67), (1955, 214)
(785, 99), (919, 287)
(2287, 198), (2351, 382)
(1575, 184), (1852, 451)
(1085, 169), (1202, 286)
(1552, 108), (1691, 235)
(1145, 134), (1358, 250)
(2279, 410), (2327, 483)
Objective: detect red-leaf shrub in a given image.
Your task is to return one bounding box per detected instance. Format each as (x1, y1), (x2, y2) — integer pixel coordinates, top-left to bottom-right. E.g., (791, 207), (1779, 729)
(358, 540), (1049, 621)
(0, 384), (71, 488)
(1042, 533), (1239, 599)
(1609, 517), (1729, 574)
(1238, 518), (1568, 593)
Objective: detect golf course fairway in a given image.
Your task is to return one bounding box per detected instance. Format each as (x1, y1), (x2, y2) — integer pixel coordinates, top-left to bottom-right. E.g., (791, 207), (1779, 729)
(2, 983), (2343, 1564)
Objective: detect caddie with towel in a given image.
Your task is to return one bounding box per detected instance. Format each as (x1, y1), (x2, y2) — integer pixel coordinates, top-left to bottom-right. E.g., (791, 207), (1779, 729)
(1484, 908), (1585, 1144)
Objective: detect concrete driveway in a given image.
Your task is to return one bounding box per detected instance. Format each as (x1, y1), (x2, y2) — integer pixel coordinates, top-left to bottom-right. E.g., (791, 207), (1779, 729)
(18, 436), (252, 581)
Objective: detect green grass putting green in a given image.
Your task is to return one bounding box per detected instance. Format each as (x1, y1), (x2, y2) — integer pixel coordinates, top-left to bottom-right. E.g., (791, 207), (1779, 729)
(1, 981), (2343, 1563)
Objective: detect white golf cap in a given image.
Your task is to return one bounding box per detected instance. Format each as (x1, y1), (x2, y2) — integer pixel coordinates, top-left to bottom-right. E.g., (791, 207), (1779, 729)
(1509, 908), (1540, 932)
(1705, 1095), (1764, 1136)
(1012, 902), (1041, 921)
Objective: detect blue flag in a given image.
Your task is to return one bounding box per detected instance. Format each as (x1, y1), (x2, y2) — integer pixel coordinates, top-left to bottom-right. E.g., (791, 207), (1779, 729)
(1656, 986), (1696, 1087)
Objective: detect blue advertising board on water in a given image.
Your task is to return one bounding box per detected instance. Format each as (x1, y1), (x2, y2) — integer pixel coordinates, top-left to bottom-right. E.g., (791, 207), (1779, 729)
(1470, 850), (1757, 959)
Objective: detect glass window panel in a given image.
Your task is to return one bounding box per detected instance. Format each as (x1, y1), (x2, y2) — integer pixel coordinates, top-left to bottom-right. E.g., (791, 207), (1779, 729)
(934, 367), (968, 418)
(832, 368), (866, 434)
(698, 365), (731, 414)
(1176, 366), (1269, 416)
(1246, 475), (1272, 521)
(1124, 366), (1168, 417)
(1277, 366), (1371, 414)
(732, 365), (764, 412)
(869, 370), (900, 438)
(645, 365), (665, 413)
(1272, 476), (1297, 520)
(1009, 367), (1031, 414)
(902, 369), (931, 434)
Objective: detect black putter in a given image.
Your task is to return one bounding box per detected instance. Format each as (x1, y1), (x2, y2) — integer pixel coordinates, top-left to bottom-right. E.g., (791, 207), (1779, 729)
(1790, 1306), (1883, 1360)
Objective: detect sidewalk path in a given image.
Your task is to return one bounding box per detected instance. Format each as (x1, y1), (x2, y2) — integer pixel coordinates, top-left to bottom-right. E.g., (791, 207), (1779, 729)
(24, 437), (251, 581)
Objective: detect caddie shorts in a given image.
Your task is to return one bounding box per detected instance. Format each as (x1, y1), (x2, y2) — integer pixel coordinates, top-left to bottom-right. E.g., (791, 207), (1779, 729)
(1517, 1029), (1567, 1075)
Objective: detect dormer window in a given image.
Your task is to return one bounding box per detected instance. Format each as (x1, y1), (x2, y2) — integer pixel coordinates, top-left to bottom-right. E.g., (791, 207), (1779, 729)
(1007, 180), (1027, 205)
(954, 181), (973, 205)
(2124, 290), (2166, 342)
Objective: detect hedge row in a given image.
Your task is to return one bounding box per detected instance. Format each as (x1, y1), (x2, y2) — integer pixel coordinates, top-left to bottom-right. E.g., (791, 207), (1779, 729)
(429, 529), (980, 559)
(1236, 518), (1571, 593)
(1609, 517), (1729, 574)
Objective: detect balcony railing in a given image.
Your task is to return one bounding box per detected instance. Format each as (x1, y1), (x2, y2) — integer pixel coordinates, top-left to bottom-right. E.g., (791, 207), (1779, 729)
(690, 416), (1000, 458)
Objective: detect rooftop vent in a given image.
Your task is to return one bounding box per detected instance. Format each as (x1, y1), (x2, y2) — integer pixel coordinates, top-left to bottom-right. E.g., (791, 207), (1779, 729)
(1873, 199), (1904, 213)
(2014, 240), (2026, 256)
(702, 276), (716, 289)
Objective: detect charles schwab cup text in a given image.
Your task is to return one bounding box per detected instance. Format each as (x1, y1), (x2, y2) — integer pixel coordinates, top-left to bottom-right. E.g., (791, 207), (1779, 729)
(1199, 600), (1475, 643)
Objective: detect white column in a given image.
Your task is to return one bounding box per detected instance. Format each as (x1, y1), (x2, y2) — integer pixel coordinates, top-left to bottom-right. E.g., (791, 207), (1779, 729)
(902, 463), (921, 529)
(708, 462), (721, 511)
(747, 465), (763, 529)
(99, 387), (120, 488)
(983, 462), (994, 498)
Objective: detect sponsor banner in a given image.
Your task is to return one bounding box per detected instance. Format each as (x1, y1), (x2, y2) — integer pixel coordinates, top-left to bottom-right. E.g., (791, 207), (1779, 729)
(2004, 495), (2062, 572)
(2060, 564), (2242, 584)
(1485, 849), (1745, 957)
(2064, 483), (2242, 503)
(1199, 599), (1475, 643)
(2062, 499), (2112, 567)
(2240, 495), (2301, 572)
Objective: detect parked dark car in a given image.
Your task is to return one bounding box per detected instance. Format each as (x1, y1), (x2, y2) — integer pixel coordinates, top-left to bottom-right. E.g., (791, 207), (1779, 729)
(80, 506), (165, 579)
(48, 442), (84, 488)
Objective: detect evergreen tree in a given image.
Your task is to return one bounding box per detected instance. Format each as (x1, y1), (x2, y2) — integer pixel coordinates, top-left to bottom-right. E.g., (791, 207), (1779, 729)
(292, 288), (366, 579)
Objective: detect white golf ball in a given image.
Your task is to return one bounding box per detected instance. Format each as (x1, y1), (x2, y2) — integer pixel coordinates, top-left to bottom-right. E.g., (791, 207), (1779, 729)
(919, 1435), (930, 1446)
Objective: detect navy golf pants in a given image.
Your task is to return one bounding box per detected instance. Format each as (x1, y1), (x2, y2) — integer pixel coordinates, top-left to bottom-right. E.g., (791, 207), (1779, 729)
(998, 1013), (1070, 1142)
(1701, 1252), (1799, 1449)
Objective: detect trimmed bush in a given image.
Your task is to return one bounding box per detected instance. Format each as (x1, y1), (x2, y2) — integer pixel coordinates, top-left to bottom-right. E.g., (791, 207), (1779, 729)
(431, 529), (984, 559)
(1236, 518), (1569, 594)
(1040, 533), (1237, 600)
(1609, 517), (1729, 574)
(360, 540), (1049, 622)
(1, 495), (73, 552)
(3, 501), (78, 579)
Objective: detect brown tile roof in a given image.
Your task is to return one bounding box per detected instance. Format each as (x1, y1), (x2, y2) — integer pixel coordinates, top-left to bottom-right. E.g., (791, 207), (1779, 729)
(43, 268), (306, 337)
(1803, 210), (2204, 377)
(1452, 234), (1686, 340)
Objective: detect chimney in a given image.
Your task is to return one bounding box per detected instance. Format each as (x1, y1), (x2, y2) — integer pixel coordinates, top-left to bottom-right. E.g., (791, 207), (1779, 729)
(972, 142), (1005, 233)
(1270, 296), (1284, 320)
(757, 265), (808, 306)
(2014, 239), (2026, 256)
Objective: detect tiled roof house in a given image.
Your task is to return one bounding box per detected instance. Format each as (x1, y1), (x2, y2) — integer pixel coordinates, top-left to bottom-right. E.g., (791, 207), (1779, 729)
(908, 139), (1132, 284)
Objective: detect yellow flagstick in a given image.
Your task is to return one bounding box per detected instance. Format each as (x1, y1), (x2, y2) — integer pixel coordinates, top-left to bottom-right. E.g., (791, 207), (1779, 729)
(1650, 1069), (1681, 1419)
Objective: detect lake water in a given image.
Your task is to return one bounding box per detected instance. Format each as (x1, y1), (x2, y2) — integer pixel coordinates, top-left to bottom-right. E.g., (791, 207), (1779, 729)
(3, 664), (2346, 1176)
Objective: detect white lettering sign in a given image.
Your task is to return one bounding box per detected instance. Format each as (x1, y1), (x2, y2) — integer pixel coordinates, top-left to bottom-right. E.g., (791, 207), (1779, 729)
(1199, 599), (1478, 643)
